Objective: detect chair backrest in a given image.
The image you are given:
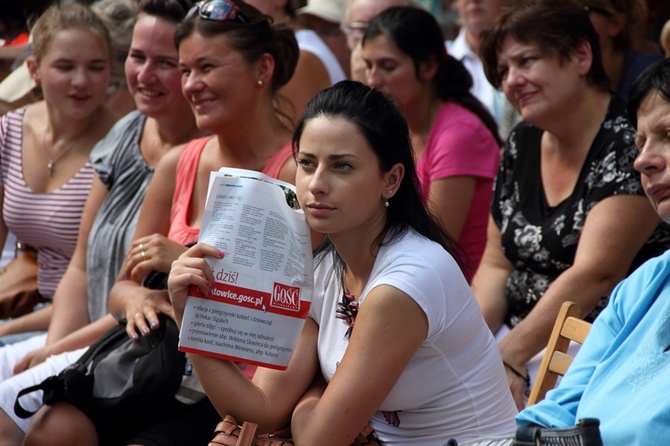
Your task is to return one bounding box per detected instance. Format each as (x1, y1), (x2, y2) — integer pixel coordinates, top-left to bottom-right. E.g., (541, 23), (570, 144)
(526, 301), (592, 406)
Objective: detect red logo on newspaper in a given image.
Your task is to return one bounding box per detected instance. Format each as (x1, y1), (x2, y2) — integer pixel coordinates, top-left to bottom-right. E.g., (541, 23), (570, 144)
(270, 283), (301, 312)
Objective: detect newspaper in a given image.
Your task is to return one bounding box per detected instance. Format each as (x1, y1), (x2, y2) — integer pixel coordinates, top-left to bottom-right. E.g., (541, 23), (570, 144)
(178, 167), (313, 370)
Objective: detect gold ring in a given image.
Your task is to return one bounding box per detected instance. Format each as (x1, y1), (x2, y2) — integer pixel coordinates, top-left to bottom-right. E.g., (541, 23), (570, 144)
(139, 243), (146, 259)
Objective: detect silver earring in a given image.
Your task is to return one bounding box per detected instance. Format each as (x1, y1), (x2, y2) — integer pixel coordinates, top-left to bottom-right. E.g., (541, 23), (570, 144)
(257, 79), (264, 86)
(385, 190), (392, 207)
(385, 200), (389, 207)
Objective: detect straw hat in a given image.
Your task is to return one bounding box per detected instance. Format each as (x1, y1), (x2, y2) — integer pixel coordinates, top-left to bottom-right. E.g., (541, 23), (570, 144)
(0, 62), (35, 103)
(0, 31), (34, 104)
(296, 0), (346, 24)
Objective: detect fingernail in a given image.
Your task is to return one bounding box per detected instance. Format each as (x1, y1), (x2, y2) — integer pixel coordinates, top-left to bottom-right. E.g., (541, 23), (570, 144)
(131, 333), (138, 341)
(150, 320), (157, 328)
(205, 281), (211, 287)
(218, 251), (224, 259)
(142, 327), (150, 335)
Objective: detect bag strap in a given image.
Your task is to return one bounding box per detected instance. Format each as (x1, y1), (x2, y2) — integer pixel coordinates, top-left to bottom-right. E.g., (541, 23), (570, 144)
(237, 421), (259, 446)
(352, 424), (380, 445)
(209, 416), (260, 446)
(14, 323), (127, 418)
(14, 379), (54, 419)
(576, 418), (603, 446)
(514, 425), (540, 446)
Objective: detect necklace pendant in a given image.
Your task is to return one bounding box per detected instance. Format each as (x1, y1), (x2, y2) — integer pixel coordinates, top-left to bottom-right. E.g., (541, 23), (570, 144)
(47, 162), (54, 176)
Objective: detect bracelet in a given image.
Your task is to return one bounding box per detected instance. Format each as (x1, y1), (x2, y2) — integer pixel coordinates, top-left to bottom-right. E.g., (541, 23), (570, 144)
(503, 361), (530, 387)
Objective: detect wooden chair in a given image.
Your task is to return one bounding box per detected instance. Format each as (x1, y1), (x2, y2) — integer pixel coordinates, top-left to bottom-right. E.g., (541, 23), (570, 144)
(526, 301), (592, 406)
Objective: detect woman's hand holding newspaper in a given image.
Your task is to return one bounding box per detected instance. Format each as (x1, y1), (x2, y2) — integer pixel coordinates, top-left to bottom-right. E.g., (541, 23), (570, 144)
(168, 243), (224, 328)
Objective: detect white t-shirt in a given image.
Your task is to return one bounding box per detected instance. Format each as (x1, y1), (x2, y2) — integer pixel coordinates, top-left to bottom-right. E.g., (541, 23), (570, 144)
(309, 230), (517, 445)
(447, 29), (504, 124)
(295, 29), (346, 85)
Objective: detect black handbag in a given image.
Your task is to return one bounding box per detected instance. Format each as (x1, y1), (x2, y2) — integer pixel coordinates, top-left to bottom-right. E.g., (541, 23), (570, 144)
(14, 313), (187, 430)
(515, 418), (603, 446)
(446, 418), (603, 446)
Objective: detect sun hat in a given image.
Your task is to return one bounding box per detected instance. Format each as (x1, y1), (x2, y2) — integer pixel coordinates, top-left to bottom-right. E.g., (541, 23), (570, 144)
(0, 31), (34, 104)
(296, 0), (346, 24)
(0, 61), (35, 103)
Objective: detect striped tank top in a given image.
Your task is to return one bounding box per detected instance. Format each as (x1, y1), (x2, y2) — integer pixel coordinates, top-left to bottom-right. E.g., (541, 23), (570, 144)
(0, 107), (95, 299)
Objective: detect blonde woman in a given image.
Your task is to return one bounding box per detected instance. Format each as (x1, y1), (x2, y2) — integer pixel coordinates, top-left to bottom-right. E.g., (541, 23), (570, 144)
(0, 3), (116, 342)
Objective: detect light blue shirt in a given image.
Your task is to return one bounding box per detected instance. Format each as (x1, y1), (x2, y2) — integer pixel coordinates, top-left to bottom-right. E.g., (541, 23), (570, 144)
(517, 250), (670, 445)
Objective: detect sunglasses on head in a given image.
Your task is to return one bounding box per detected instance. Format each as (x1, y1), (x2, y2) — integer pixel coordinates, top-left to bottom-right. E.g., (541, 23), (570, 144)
(187, 0), (248, 24)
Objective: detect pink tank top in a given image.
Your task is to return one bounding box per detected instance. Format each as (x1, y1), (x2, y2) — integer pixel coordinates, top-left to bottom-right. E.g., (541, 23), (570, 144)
(168, 137), (293, 245)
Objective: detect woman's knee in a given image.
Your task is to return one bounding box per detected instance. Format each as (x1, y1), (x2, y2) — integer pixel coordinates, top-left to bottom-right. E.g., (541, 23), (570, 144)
(0, 409), (24, 446)
(23, 403), (97, 446)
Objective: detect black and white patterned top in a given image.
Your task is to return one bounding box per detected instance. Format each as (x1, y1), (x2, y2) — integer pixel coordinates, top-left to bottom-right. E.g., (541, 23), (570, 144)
(492, 95), (670, 327)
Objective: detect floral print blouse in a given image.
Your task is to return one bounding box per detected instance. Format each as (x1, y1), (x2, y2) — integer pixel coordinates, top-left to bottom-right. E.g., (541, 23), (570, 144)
(492, 95), (670, 327)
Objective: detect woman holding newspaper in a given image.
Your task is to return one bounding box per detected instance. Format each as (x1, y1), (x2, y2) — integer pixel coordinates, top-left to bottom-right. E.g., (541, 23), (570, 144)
(20, 1), (300, 445)
(167, 80), (518, 445)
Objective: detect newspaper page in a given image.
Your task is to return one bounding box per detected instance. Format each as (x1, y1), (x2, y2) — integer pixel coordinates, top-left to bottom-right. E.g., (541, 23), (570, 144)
(178, 167), (313, 370)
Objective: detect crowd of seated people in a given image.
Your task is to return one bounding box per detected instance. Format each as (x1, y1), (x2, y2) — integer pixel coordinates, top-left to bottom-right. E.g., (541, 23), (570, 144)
(516, 57), (670, 446)
(0, 0), (666, 444)
(0, 1), (202, 445)
(474, 0), (670, 410)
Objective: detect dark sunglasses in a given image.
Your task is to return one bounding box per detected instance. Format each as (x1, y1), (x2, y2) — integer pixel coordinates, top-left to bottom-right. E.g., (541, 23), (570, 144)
(187, 0), (248, 24)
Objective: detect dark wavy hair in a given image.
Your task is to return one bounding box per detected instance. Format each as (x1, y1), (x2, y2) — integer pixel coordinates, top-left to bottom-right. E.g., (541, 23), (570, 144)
(138, 0), (194, 23)
(480, 0), (609, 91)
(568, 0), (647, 52)
(292, 80), (467, 273)
(174, 0), (298, 94)
(626, 59), (670, 129)
(363, 6), (502, 146)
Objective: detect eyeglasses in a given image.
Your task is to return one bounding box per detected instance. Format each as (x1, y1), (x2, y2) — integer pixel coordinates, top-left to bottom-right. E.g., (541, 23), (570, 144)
(187, 0), (248, 24)
(344, 22), (367, 37)
(344, 22), (368, 47)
